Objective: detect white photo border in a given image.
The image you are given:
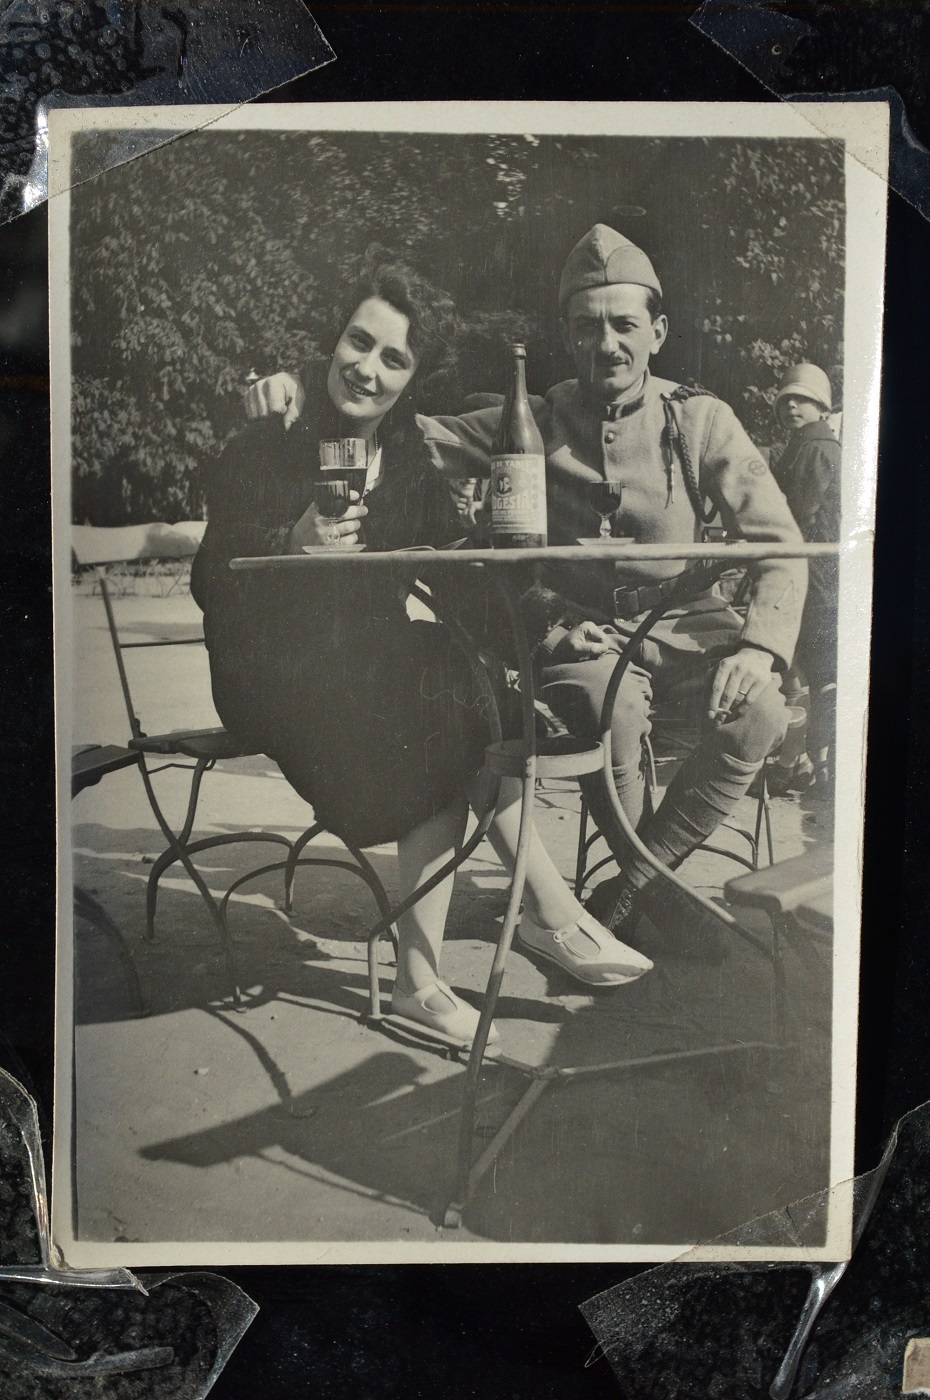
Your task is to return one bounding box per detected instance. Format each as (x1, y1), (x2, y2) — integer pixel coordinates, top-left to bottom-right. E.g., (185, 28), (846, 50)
(49, 100), (888, 1267)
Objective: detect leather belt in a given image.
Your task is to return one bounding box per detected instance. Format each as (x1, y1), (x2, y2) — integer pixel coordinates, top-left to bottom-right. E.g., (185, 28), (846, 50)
(611, 568), (710, 621)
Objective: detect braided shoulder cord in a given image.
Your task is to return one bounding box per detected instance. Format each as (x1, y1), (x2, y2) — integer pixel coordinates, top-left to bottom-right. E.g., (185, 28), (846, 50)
(661, 386), (718, 525)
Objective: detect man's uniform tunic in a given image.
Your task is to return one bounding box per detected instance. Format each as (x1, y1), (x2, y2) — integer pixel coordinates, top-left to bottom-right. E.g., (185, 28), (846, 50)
(421, 371), (807, 881)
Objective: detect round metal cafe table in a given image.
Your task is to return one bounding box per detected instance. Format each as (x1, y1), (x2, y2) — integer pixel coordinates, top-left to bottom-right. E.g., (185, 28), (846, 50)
(231, 541), (839, 1228)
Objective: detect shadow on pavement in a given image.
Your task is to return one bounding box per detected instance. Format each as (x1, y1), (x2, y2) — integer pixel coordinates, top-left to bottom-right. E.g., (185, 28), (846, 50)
(70, 814), (834, 1246)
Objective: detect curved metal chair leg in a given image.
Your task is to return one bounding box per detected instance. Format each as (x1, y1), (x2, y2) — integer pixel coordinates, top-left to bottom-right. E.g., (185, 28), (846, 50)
(145, 828), (295, 942)
(342, 840), (398, 954)
(145, 860), (163, 943)
(178, 757), (209, 843)
(143, 757), (209, 941)
(283, 823), (324, 913)
(278, 825), (403, 1006)
(136, 755), (244, 1006)
(220, 849), (411, 1019)
(576, 727), (773, 896)
(145, 837), (188, 942)
(574, 798), (589, 897)
(762, 778), (775, 867)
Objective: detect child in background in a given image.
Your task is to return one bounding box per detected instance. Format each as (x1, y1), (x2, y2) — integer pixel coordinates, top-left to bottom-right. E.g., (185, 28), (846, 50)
(771, 362), (841, 796)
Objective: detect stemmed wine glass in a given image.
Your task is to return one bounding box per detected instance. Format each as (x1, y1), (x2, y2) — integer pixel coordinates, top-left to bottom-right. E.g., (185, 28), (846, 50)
(585, 480), (623, 540)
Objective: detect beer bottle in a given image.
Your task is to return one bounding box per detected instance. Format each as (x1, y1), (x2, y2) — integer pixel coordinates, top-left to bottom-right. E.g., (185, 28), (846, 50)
(490, 344), (548, 548)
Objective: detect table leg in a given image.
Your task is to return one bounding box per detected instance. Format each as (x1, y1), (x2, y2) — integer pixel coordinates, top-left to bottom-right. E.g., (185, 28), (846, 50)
(446, 575), (539, 1227)
(443, 571), (783, 1229)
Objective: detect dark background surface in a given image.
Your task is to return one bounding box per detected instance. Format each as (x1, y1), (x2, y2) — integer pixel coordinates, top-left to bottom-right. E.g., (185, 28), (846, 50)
(0, 1), (928, 1395)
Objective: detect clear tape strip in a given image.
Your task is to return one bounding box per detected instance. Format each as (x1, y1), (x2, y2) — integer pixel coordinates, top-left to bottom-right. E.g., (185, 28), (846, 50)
(0, 0), (334, 225)
(691, 1), (928, 221)
(0, 1067), (259, 1396)
(581, 1097), (929, 1399)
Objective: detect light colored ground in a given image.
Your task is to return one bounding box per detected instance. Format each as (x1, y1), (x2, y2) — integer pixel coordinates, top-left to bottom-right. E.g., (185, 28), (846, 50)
(66, 584), (835, 1256)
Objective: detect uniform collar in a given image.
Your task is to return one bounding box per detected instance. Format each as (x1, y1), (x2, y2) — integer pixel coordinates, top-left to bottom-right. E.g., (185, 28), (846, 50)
(578, 370), (650, 422)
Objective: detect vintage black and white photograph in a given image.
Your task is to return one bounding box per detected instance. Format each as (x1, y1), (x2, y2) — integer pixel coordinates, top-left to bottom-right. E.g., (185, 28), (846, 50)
(50, 102), (886, 1265)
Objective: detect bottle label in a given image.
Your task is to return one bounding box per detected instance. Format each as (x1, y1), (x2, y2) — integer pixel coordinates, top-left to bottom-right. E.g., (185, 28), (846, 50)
(489, 455), (547, 541)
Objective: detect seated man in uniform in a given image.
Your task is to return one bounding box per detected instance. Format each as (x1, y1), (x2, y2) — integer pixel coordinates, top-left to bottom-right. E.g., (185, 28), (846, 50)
(246, 224), (806, 976)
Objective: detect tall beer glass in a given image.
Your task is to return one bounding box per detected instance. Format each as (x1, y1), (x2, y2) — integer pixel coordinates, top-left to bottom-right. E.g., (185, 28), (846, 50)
(315, 439), (369, 519)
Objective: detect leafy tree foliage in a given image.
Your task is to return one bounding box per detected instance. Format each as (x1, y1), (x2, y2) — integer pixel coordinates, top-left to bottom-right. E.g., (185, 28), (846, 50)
(70, 130), (843, 524)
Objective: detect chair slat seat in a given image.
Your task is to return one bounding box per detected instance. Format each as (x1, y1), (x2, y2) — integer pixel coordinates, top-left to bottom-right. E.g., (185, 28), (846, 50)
(724, 847), (833, 916)
(72, 744), (140, 797)
(794, 889), (833, 935)
(129, 727), (256, 761)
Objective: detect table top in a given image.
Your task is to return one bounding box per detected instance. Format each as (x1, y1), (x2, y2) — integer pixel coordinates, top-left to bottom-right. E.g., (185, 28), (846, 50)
(231, 541), (842, 572)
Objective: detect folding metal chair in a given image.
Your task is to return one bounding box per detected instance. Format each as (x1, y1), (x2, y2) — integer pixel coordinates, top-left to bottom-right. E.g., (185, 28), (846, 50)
(724, 846), (834, 1039)
(72, 524), (401, 1009)
(572, 556), (794, 899)
(573, 726), (777, 900)
(71, 524), (301, 1008)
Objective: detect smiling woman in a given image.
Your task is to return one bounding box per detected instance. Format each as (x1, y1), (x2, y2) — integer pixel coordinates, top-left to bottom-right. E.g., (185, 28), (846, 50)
(190, 248), (503, 1045)
(191, 265), (477, 789)
(327, 297), (420, 429)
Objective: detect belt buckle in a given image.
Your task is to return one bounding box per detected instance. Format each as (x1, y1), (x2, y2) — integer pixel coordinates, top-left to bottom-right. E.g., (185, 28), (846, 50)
(612, 584), (638, 619)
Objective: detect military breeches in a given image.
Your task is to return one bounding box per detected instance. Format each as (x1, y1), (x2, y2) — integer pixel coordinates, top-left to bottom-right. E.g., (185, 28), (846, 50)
(541, 638), (789, 883)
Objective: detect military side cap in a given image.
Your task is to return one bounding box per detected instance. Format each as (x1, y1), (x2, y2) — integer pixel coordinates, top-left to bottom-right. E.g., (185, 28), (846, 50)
(774, 362), (833, 414)
(559, 223), (662, 310)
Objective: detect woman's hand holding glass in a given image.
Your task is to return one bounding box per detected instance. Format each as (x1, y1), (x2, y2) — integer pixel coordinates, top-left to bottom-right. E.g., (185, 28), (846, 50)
(289, 493), (368, 551)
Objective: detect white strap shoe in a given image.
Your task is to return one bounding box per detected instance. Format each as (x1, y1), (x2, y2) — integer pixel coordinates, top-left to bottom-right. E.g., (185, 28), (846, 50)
(518, 910), (653, 987)
(390, 979), (500, 1047)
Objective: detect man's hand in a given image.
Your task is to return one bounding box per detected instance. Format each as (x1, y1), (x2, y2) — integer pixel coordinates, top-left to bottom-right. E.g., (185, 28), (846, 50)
(289, 495), (368, 551)
(447, 478), (486, 527)
(549, 621), (620, 664)
(244, 372), (304, 430)
(708, 647), (775, 724)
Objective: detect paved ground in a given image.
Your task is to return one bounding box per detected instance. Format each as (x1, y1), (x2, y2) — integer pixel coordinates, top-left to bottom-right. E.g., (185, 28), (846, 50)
(66, 581), (836, 1257)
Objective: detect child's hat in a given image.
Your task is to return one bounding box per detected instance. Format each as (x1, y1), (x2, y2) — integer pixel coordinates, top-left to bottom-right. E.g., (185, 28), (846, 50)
(774, 363), (833, 414)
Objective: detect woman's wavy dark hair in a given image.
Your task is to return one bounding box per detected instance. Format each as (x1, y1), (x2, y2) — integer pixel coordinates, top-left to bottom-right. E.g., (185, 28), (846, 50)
(323, 244), (535, 415)
(332, 245), (461, 412)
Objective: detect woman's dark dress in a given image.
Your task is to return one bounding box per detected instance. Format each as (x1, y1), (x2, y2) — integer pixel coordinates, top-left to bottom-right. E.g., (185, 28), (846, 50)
(190, 404), (492, 848)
